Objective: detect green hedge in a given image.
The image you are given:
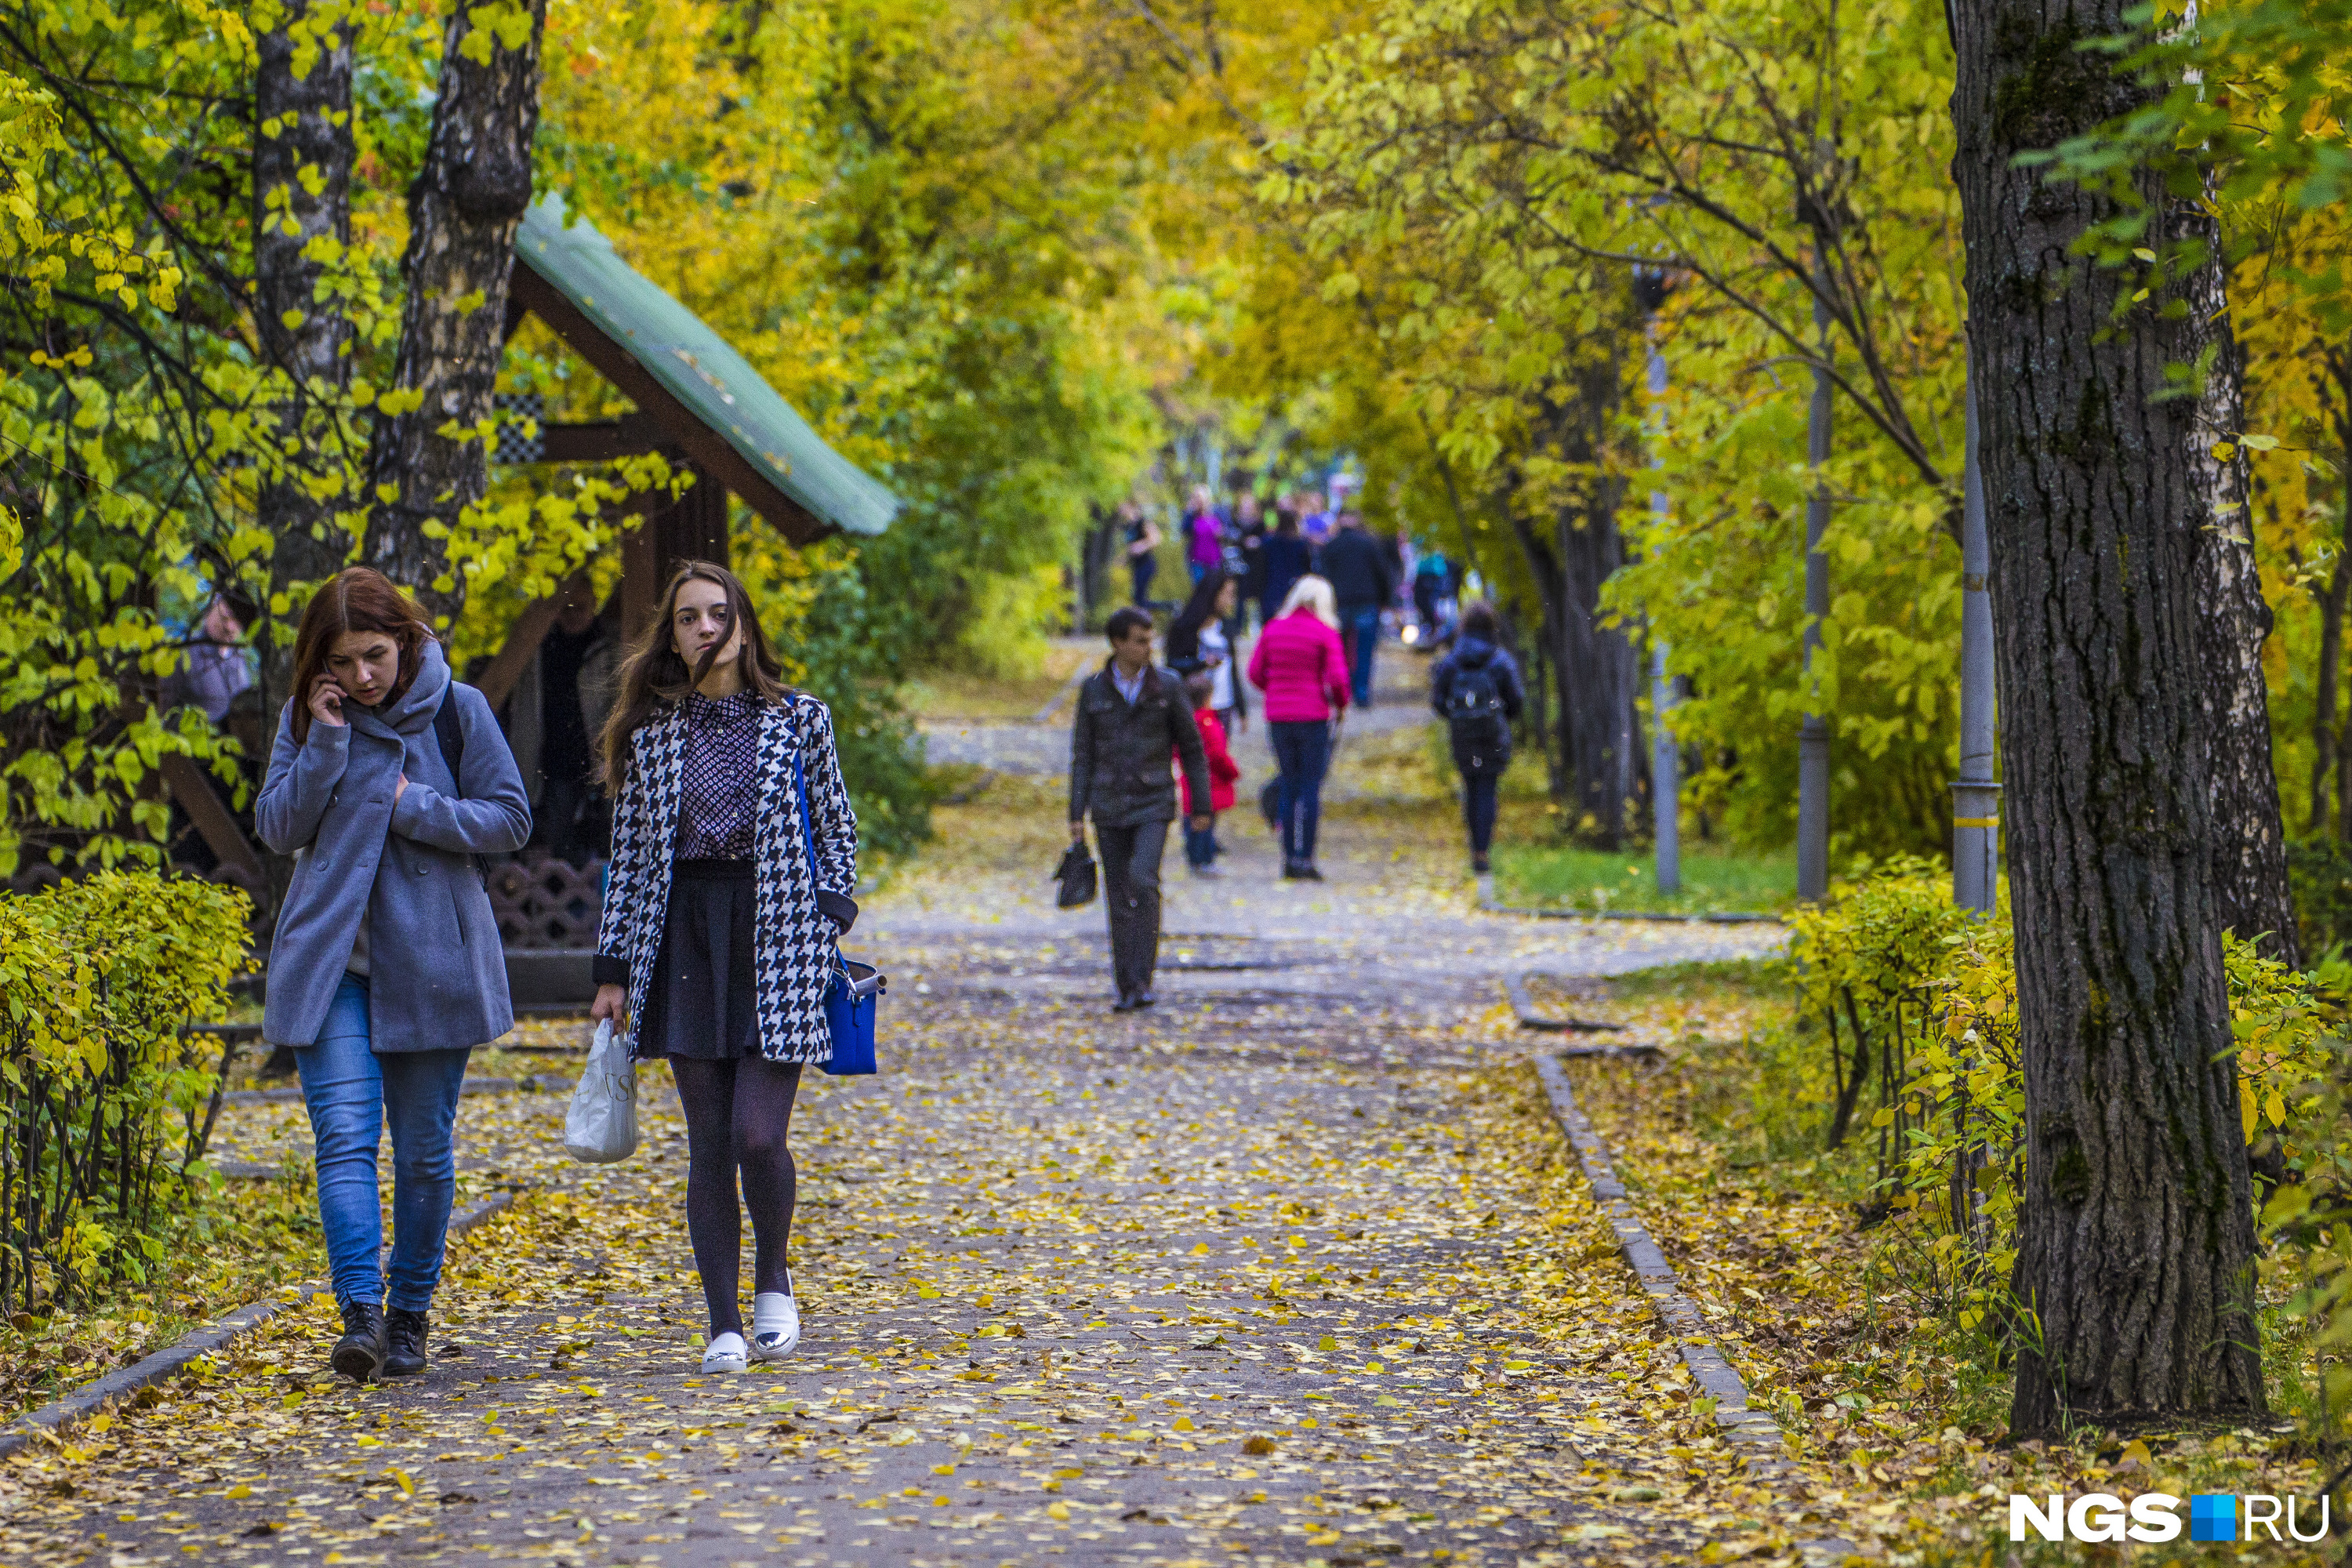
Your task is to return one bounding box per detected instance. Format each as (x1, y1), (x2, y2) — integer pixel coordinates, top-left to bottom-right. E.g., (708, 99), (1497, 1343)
(1792, 862), (2335, 1389)
(0, 872), (252, 1313)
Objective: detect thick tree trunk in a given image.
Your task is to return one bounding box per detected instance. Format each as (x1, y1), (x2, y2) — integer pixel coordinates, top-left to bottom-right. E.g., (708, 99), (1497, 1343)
(1502, 502), (1571, 803)
(2183, 245), (2298, 964)
(252, 0), (357, 710)
(1552, 485), (1643, 848)
(1951, 0), (2266, 1436)
(1504, 356), (1643, 848)
(361, 0), (550, 624)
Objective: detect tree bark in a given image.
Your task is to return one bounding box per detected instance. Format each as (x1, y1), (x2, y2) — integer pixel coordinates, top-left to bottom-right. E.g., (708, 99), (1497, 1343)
(1552, 478), (1643, 848)
(1951, 0), (2266, 1436)
(2332, 349), (2352, 844)
(2183, 242), (2298, 964)
(252, 0), (357, 710)
(1503, 356), (1643, 848)
(361, 0), (551, 624)
(2309, 551), (2347, 837)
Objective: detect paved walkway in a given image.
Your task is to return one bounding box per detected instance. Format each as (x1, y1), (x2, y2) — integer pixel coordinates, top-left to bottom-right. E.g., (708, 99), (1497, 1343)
(0, 675), (1793, 1567)
(919, 639), (1441, 802)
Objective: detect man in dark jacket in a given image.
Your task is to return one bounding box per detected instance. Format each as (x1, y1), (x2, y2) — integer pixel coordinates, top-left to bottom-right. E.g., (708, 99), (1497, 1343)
(1428, 601), (1526, 873)
(1314, 513), (1398, 708)
(1070, 608), (1213, 1011)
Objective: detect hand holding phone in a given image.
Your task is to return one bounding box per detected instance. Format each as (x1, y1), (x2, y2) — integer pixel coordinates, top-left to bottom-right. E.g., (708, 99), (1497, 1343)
(307, 674), (348, 729)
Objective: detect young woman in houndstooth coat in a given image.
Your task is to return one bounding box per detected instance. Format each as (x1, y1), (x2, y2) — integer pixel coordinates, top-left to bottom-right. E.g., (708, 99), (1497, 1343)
(589, 561), (860, 1374)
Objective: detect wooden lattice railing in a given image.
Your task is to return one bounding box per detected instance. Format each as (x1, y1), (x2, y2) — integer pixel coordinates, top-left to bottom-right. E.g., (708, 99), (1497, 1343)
(488, 858), (608, 949)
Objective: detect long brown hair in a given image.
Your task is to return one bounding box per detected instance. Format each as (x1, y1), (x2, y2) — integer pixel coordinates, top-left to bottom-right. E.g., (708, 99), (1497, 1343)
(289, 568), (434, 742)
(598, 560), (788, 789)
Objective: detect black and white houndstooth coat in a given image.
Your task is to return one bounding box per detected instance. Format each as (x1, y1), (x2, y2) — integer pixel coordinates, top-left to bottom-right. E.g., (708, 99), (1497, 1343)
(593, 694), (859, 1064)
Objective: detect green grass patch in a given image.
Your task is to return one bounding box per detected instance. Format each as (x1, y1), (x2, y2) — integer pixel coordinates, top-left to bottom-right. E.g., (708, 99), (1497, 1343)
(1492, 839), (1795, 915)
(901, 641), (1091, 720)
(1593, 954), (1793, 1003)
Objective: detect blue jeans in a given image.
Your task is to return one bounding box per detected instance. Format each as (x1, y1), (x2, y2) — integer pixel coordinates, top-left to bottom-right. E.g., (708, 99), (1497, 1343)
(1270, 720), (1333, 865)
(1184, 818), (1221, 867)
(295, 975), (472, 1310)
(1456, 750), (1506, 855)
(1341, 606), (1381, 706)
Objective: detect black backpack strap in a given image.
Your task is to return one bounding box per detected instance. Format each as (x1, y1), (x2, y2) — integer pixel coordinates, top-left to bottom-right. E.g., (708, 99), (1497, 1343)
(433, 688), (466, 789)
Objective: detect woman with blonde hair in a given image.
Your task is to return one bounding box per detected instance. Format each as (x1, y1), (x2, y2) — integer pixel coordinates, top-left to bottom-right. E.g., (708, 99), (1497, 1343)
(590, 560), (860, 1374)
(1246, 574), (1352, 879)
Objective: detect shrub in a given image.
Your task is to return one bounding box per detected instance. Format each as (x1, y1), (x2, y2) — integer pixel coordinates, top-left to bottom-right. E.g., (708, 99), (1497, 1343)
(0, 871), (252, 1312)
(1791, 866), (2341, 1416)
(2287, 836), (2352, 956)
(1787, 855), (1973, 1157)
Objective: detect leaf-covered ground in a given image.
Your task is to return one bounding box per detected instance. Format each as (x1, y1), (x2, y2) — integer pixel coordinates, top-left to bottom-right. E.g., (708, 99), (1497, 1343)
(1563, 972), (2342, 1566)
(0, 684), (1836, 1564)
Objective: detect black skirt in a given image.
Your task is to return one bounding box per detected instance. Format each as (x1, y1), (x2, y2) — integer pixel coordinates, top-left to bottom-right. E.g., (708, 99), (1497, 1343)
(639, 859), (760, 1061)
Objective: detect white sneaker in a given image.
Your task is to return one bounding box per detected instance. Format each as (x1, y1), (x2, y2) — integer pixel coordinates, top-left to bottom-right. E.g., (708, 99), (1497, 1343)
(751, 1291), (800, 1361)
(700, 1331), (749, 1374)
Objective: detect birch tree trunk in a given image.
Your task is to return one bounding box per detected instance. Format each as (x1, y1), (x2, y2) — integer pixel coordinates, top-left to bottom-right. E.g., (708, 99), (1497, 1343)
(2183, 241), (2298, 964)
(361, 0), (550, 624)
(253, 0), (356, 706)
(2307, 554), (2347, 837)
(1950, 0), (2267, 1437)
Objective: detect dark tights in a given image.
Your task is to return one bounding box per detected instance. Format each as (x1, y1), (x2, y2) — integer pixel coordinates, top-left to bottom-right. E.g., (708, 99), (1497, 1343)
(668, 1056), (803, 1338)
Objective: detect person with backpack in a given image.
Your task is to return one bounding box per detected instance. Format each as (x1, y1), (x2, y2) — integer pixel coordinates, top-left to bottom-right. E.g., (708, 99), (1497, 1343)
(256, 568), (533, 1383)
(589, 561), (862, 1376)
(1428, 601), (1525, 874)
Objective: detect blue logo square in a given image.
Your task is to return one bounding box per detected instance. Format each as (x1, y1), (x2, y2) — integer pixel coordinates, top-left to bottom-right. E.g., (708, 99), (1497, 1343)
(2190, 1494), (2237, 1543)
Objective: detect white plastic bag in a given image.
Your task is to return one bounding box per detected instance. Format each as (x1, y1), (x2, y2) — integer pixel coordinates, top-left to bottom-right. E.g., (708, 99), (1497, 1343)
(564, 1019), (638, 1163)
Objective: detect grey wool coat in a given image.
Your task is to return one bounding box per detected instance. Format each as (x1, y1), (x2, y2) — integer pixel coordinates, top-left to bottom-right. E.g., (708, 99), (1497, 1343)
(593, 694), (859, 1065)
(257, 640), (533, 1050)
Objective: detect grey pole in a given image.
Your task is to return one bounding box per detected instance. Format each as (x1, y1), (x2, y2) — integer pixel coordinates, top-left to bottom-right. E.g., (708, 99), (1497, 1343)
(1795, 260), (1834, 903)
(1646, 321), (1680, 894)
(1952, 368), (2000, 914)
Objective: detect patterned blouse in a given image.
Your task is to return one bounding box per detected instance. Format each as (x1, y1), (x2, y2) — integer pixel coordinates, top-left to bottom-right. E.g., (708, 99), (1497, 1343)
(673, 690), (764, 859)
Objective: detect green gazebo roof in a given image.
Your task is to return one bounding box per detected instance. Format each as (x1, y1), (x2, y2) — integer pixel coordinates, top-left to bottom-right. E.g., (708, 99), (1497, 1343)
(513, 198), (898, 539)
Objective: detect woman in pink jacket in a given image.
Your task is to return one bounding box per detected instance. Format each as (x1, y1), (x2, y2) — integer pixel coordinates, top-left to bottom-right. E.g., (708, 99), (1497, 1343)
(1247, 575), (1352, 880)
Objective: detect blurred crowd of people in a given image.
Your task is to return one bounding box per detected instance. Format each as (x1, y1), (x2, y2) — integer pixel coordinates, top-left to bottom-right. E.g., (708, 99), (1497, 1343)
(1068, 481), (1514, 1008)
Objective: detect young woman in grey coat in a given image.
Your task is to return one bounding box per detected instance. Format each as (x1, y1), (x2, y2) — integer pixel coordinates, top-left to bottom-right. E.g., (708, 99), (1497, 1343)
(257, 568), (531, 1381)
(590, 561), (859, 1376)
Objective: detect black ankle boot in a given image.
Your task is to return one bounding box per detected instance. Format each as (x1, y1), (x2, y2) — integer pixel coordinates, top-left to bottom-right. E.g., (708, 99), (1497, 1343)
(332, 1300), (387, 1382)
(383, 1308), (430, 1377)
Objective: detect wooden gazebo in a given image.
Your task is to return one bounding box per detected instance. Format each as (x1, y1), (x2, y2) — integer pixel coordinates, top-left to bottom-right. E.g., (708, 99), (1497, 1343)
(470, 197), (899, 704)
(165, 200), (898, 1006)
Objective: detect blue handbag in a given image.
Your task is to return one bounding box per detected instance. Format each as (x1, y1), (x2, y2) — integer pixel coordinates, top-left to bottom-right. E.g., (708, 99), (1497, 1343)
(793, 753), (881, 1076)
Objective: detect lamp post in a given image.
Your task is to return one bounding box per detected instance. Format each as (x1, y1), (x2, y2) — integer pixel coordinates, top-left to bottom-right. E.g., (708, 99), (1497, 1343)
(1643, 305), (1681, 895)
(1953, 368), (1999, 914)
(1795, 256), (1834, 904)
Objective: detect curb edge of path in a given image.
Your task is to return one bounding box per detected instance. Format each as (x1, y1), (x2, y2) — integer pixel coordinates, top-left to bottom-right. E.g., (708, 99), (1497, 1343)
(1504, 974), (1654, 1052)
(1531, 1053), (1784, 1459)
(1482, 896), (1785, 927)
(0, 1189), (521, 1462)
(1531, 1054), (1865, 1565)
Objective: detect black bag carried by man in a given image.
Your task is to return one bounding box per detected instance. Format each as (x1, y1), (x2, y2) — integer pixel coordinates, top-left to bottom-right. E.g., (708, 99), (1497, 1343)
(1054, 842), (1098, 909)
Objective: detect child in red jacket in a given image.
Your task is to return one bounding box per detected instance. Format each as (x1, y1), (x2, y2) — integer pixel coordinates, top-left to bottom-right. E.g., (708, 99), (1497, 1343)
(1180, 671), (1240, 876)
